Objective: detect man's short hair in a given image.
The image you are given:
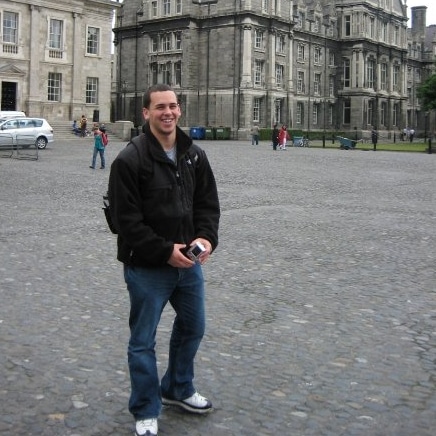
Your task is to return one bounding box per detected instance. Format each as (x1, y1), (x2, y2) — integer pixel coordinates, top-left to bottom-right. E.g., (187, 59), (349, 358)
(143, 84), (174, 108)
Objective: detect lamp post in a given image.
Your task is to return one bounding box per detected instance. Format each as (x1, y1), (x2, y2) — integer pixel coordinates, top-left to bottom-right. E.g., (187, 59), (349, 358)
(192, 0), (218, 127)
(135, 8), (143, 127)
(122, 80), (128, 120)
(306, 15), (315, 139)
(424, 111), (428, 143)
(322, 16), (330, 148)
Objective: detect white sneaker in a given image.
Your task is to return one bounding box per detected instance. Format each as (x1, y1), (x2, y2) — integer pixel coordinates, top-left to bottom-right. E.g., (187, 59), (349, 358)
(135, 418), (158, 436)
(162, 391), (213, 414)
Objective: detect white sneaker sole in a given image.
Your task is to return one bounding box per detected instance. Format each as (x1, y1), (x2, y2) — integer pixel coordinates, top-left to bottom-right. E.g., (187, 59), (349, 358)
(162, 397), (213, 414)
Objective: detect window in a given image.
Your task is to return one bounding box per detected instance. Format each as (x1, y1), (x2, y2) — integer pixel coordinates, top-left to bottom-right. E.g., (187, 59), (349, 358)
(297, 44), (305, 62)
(367, 99), (374, 125)
(151, 1), (158, 17)
(86, 77), (98, 104)
(175, 32), (182, 50)
(176, 0), (182, 14)
(314, 73), (321, 95)
(343, 58), (350, 88)
(48, 19), (63, 58)
(296, 102), (304, 125)
(382, 22), (388, 42)
(393, 103), (399, 126)
(253, 98), (261, 122)
(329, 52), (335, 66)
(276, 64), (284, 86)
(276, 35), (285, 53)
(87, 27), (100, 55)
(49, 19), (63, 49)
(161, 34), (171, 52)
(394, 26), (399, 45)
(312, 104), (319, 125)
(48, 72), (61, 102)
(262, 0), (269, 12)
(163, 0), (171, 15)
(380, 101), (387, 126)
(380, 63), (387, 91)
(174, 61), (182, 86)
(343, 100), (350, 124)
(151, 62), (158, 84)
(369, 17), (375, 39)
(314, 46), (321, 65)
(297, 71), (305, 93)
(254, 60), (264, 86)
(393, 64), (400, 91)
(3, 11), (18, 53)
(161, 62), (171, 84)
(367, 59), (375, 89)
(328, 105), (333, 125)
(329, 76), (334, 96)
(274, 99), (282, 124)
(151, 36), (158, 52)
(344, 15), (351, 36)
(255, 30), (264, 50)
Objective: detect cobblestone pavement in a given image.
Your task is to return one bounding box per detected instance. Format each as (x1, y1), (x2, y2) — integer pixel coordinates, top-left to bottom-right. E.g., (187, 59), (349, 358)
(1, 138), (435, 436)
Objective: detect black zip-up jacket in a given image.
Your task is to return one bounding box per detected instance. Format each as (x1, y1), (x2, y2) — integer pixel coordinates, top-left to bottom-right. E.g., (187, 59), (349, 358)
(108, 124), (220, 267)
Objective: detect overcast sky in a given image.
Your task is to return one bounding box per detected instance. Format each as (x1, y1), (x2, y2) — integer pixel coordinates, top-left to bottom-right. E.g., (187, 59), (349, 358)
(405, 0), (436, 26)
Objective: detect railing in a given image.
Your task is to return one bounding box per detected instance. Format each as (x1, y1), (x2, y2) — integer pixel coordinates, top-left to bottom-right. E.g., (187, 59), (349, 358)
(2, 44), (18, 54)
(0, 133), (39, 161)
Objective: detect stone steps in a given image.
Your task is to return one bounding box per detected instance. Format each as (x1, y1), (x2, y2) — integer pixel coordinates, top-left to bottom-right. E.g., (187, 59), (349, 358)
(49, 121), (123, 141)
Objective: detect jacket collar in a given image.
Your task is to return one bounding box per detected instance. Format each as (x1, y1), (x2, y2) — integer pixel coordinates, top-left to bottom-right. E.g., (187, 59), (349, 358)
(142, 122), (193, 158)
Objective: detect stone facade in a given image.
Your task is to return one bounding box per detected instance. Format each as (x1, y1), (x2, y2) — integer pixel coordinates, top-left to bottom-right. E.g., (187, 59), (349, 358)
(112, 0), (435, 139)
(0, 0), (119, 124)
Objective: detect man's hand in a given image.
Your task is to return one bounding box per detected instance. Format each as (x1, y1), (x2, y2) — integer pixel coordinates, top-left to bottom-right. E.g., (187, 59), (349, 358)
(167, 239), (213, 268)
(167, 243), (195, 268)
(191, 238), (212, 265)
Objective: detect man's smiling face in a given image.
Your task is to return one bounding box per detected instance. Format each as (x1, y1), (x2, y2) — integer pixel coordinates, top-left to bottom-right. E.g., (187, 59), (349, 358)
(143, 91), (181, 139)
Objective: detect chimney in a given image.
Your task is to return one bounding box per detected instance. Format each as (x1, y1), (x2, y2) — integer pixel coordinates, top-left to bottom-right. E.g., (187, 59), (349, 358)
(411, 6), (427, 36)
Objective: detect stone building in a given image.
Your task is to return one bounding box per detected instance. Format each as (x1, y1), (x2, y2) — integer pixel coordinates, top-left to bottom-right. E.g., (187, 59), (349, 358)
(0, 0), (119, 124)
(113, 0), (435, 139)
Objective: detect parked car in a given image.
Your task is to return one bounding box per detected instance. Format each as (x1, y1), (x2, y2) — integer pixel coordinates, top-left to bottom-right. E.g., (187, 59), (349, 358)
(0, 110), (26, 119)
(0, 117), (54, 149)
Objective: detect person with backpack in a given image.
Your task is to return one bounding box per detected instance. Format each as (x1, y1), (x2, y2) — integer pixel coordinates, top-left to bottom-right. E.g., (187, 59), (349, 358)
(108, 84), (220, 436)
(89, 125), (105, 169)
(100, 124), (108, 147)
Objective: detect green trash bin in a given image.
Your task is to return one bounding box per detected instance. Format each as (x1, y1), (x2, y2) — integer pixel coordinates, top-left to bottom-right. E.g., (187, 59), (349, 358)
(215, 127), (231, 140)
(205, 128), (216, 140)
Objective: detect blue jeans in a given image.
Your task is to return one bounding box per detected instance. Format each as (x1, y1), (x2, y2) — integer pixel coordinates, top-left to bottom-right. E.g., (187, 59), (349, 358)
(124, 263), (206, 420)
(91, 147), (105, 168)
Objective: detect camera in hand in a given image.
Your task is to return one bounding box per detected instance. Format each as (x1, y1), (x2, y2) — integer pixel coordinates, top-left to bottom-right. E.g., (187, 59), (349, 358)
(186, 242), (206, 261)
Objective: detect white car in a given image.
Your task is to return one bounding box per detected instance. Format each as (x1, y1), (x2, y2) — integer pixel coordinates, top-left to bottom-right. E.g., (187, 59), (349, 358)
(0, 117), (54, 149)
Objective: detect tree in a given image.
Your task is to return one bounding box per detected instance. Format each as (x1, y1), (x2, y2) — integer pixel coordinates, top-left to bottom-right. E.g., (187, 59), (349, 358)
(417, 73), (436, 111)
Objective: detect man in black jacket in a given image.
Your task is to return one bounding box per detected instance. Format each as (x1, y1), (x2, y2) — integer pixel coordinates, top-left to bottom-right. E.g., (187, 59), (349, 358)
(108, 84), (220, 436)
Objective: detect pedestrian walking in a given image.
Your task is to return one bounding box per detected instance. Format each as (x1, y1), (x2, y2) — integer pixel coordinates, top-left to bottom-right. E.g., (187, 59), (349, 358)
(108, 84), (220, 436)
(80, 115), (88, 137)
(272, 123), (279, 150)
(250, 124), (260, 145)
(371, 128), (378, 151)
(278, 125), (290, 150)
(89, 125), (105, 169)
(409, 128), (415, 142)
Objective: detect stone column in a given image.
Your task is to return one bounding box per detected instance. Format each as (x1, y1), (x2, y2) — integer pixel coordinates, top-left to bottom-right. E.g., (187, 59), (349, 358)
(269, 30), (276, 87)
(72, 12), (83, 114)
(241, 24), (252, 88)
(27, 4), (41, 115)
(287, 31), (294, 91)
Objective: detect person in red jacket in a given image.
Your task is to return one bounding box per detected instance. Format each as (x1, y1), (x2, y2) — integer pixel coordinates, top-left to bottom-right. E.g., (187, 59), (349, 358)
(278, 125), (290, 150)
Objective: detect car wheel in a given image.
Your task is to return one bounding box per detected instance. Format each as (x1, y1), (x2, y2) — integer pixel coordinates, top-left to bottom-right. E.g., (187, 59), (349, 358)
(36, 137), (47, 149)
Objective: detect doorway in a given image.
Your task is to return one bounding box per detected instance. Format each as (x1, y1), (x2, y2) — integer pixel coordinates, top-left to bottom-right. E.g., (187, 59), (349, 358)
(1, 82), (18, 110)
